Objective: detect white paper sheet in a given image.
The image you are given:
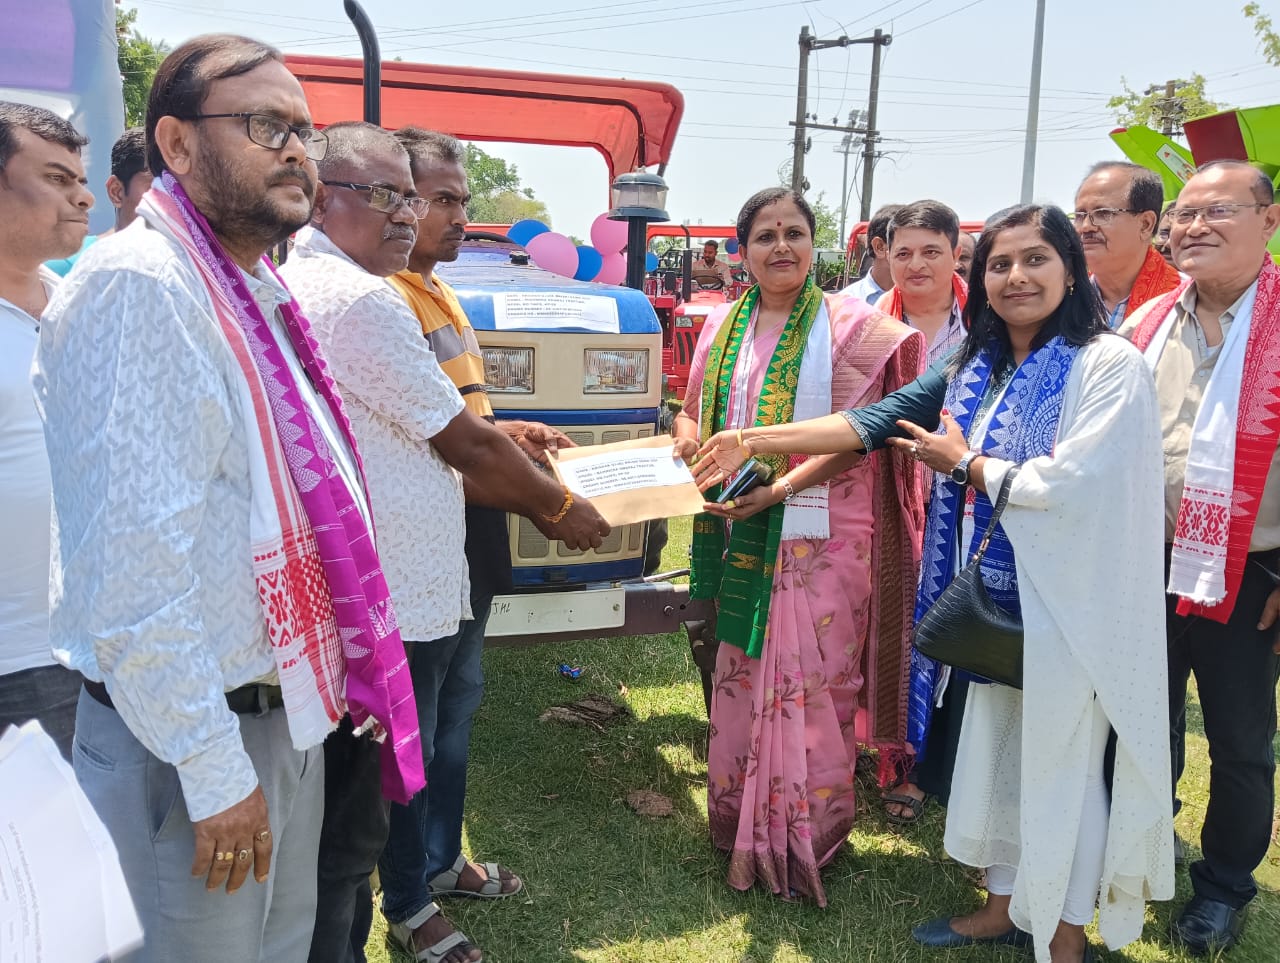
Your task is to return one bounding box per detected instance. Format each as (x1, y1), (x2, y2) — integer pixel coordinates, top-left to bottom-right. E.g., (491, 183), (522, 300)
(492, 292), (621, 333)
(556, 445), (692, 499)
(549, 436), (707, 526)
(0, 722), (143, 962)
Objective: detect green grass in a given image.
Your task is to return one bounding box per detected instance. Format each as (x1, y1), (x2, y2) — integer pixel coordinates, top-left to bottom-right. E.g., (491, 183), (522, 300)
(366, 515), (1280, 962)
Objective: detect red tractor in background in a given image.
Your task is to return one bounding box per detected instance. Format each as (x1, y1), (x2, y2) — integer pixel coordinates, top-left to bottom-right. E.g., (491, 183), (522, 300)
(644, 224), (748, 402)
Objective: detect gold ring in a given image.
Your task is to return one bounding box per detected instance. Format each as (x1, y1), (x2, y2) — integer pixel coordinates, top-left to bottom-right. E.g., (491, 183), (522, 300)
(216, 851), (233, 863)
(237, 849), (251, 862)
(724, 499), (736, 510)
(256, 830), (271, 842)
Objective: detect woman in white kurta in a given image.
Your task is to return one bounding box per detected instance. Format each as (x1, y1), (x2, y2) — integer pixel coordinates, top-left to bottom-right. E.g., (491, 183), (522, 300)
(693, 205), (1173, 963)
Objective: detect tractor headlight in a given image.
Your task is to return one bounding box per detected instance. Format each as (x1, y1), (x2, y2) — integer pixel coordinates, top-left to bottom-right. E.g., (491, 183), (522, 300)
(583, 349), (648, 394)
(482, 347), (534, 394)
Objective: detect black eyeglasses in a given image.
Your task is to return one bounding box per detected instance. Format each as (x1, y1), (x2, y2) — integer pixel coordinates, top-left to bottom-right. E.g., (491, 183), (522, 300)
(1069, 207), (1139, 226)
(1165, 202), (1267, 226)
(320, 181), (430, 218)
(191, 113), (328, 161)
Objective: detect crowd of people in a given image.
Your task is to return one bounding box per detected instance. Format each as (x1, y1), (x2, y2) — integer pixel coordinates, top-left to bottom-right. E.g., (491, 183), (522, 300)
(0, 27), (1278, 963)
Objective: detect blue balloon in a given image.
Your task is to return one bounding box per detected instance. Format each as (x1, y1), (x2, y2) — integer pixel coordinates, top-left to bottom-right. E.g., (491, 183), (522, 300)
(724, 237), (739, 255)
(507, 219), (550, 247)
(573, 245), (603, 282)
(645, 252), (659, 272)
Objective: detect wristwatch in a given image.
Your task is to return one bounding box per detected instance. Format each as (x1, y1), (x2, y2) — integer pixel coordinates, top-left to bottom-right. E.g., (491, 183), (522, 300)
(950, 451), (980, 485)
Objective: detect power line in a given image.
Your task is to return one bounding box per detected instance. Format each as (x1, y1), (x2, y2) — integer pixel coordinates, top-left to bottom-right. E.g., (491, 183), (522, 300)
(895, 0), (991, 36)
(134, 0), (1112, 97)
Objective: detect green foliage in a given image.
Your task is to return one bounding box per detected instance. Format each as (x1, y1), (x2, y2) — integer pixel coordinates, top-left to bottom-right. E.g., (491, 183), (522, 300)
(1107, 75), (1224, 134)
(116, 7), (168, 128)
(464, 143), (529, 198)
(1244, 3), (1280, 66)
(463, 143), (551, 225)
(809, 190), (839, 249)
(468, 189), (551, 226)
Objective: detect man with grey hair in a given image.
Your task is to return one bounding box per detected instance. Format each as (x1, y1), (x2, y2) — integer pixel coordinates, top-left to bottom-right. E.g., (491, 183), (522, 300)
(1121, 159), (1280, 954)
(0, 101), (92, 758)
(281, 121), (607, 963)
(1074, 160), (1180, 327)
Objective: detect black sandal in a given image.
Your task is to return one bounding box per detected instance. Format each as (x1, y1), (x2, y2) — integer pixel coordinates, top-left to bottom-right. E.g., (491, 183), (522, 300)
(882, 791), (927, 824)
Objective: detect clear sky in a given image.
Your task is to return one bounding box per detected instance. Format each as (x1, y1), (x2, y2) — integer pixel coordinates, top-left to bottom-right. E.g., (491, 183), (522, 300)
(131, 0), (1280, 242)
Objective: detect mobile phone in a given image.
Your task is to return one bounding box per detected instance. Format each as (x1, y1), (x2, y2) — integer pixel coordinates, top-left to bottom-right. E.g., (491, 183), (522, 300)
(715, 457), (775, 503)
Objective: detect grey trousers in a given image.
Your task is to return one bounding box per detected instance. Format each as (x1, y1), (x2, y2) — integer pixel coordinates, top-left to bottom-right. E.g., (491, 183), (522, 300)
(73, 688), (324, 963)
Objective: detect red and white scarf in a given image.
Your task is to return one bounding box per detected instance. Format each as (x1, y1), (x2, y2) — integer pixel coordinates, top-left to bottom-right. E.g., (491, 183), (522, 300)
(138, 175), (425, 802)
(1129, 257), (1280, 622)
(877, 272), (968, 327)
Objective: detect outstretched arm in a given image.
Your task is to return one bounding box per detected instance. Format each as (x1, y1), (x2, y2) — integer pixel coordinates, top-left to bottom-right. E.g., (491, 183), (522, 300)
(692, 361), (949, 489)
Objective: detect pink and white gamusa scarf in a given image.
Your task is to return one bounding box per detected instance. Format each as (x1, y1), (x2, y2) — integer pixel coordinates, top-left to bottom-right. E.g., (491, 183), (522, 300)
(139, 174), (424, 803)
(1129, 257), (1280, 624)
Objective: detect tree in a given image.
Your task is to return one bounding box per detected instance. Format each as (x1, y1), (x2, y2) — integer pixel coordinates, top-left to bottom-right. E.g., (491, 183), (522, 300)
(809, 192), (840, 249)
(1244, 3), (1280, 67)
(1107, 75), (1224, 135)
(462, 143), (551, 225)
(469, 190), (551, 226)
(116, 7), (168, 128)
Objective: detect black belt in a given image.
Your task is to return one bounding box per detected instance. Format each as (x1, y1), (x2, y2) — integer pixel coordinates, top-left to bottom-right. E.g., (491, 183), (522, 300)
(84, 679), (285, 715)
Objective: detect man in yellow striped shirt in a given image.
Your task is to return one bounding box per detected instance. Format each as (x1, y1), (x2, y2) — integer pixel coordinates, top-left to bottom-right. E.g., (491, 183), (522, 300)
(378, 126), (576, 963)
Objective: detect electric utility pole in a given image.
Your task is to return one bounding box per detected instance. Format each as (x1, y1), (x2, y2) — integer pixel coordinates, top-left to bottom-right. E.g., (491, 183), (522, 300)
(1147, 79), (1180, 136)
(790, 27), (892, 197)
(1019, 0), (1046, 203)
(859, 29), (890, 221)
(835, 109), (868, 243)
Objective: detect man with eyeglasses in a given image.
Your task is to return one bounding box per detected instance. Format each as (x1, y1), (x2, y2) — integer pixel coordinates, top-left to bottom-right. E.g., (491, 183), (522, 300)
(34, 36), (428, 963)
(1073, 161), (1181, 328)
(1119, 159), (1280, 955)
(279, 122), (609, 963)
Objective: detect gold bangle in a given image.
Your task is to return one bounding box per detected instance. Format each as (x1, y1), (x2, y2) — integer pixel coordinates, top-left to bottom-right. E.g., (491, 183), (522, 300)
(736, 427), (744, 449)
(540, 485), (574, 524)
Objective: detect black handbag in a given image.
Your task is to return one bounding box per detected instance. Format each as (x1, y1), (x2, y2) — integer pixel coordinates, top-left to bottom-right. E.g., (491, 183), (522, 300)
(912, 467), (1023, 689)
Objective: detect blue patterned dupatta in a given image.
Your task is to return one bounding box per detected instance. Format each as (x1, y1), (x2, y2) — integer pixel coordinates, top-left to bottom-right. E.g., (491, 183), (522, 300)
(907, 335), (1080, 760)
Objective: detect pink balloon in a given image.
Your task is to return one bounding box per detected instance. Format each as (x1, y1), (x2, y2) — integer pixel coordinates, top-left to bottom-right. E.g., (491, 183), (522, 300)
(590, 213), (629, 255)
(526, 231), (580, 278)
(593, 251), (627, 286)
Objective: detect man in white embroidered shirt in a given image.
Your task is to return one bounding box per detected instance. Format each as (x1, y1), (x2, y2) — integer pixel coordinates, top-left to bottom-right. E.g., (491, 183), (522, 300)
(280, 122), (608, 963)
(34, 36), (423, 963)
(0, 102), (93, 759)
(1119, 160), (1280, 955)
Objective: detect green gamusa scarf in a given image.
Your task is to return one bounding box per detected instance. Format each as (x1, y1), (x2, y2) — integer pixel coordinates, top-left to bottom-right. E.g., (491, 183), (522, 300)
(690, 278), (825, 659)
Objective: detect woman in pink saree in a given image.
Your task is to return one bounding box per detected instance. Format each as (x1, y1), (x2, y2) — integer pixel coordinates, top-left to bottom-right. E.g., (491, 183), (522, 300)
(673, 188), (927, 905)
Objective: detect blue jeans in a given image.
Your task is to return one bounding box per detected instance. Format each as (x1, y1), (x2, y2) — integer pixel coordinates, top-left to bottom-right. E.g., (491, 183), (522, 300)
(378, 594), (491, 924)
(0, 662), (82, 760)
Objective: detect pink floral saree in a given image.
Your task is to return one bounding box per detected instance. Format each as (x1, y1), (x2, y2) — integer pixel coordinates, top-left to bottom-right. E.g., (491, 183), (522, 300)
(686, 294), (926, 905)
